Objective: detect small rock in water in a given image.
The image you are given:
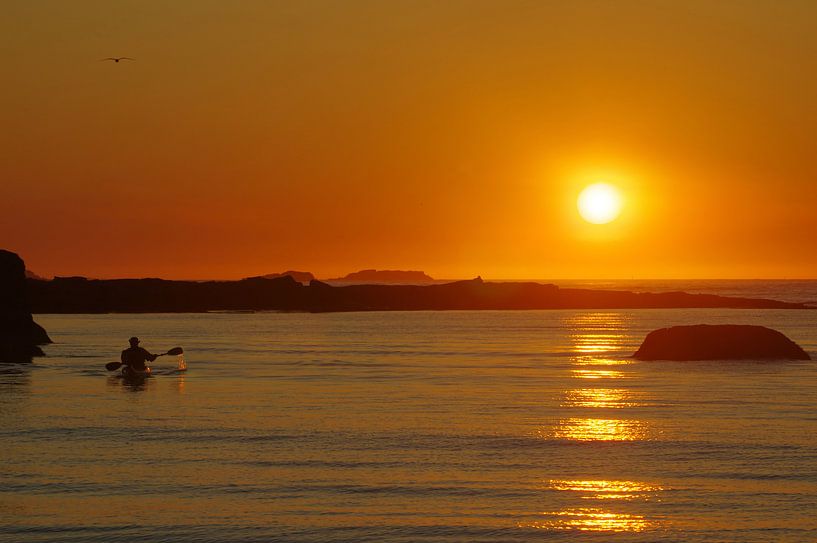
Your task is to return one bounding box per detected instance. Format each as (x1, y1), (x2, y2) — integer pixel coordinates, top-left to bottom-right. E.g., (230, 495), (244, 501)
(633, 324), (811, 361)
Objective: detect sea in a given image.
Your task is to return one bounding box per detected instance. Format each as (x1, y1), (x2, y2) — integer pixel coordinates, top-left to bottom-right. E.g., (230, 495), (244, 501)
(2, 280), (816, 542)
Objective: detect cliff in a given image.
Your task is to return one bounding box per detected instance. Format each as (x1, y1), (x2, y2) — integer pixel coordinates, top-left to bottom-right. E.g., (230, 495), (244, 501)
(26, 275), (810, 313)
(1, 250), (52, 362)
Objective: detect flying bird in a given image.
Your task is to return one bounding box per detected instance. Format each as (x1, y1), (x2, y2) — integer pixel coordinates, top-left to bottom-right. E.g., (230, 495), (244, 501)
(101, 57), (134, 63)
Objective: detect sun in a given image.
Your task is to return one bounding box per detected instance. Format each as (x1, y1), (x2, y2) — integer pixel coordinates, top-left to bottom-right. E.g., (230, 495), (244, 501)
(577, 183), (623, 224)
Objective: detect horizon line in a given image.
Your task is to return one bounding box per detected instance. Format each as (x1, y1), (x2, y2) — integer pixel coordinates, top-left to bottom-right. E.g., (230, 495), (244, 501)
(28, 275), (817, 283)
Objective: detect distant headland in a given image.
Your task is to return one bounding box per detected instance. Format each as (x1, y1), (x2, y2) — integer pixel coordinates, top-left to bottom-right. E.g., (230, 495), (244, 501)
(245, 269), (435, 285)
(23, 274), (811, 313)
(327, 269), (435, 283)
(249, 271), (316, 284)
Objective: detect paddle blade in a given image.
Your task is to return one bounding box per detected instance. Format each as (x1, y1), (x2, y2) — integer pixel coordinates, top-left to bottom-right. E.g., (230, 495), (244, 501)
(106, 361), (123, 371)
(166, 347), (184, 356)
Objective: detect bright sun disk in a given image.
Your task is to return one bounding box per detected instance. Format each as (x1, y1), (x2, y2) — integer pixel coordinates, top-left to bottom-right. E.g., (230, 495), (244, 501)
(577, 183), (623, 224)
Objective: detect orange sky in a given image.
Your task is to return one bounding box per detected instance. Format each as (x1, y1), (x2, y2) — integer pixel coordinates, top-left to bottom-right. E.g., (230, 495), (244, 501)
(2, 1), (816, 280)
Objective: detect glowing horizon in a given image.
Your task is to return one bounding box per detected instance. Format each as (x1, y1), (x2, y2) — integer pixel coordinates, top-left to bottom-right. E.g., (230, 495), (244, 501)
(3, 2), (817, 281)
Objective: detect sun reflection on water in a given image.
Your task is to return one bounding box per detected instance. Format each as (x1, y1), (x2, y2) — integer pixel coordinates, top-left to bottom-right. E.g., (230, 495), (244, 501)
(572, 333), (625, 353)
(519, 508), (656, 532)
(571, 368), (627, 379)
(548, 418), (651, 441)
(562, 388), (644, 408)
(520, 480), (665, 532)
(566, 313), (631, 378)
(564, 313), (630, 356)
(524, 313), (663, 534)
(572, 356), (630, 366)
(548, 479), (664, 500)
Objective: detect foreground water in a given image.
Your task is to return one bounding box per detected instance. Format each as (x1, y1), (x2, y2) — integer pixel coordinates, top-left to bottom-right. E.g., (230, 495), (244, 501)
(2, 307), (816, 542)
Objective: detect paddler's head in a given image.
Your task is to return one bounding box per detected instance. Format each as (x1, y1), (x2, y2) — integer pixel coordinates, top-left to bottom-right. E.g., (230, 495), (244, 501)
(129, 337), (139, 347)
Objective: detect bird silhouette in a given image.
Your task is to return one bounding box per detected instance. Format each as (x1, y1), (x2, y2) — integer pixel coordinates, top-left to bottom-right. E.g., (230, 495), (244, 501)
(101, 57), (134, 63)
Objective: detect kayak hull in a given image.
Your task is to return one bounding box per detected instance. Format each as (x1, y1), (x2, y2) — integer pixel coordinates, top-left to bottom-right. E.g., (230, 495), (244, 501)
(121, 367), (151, 380)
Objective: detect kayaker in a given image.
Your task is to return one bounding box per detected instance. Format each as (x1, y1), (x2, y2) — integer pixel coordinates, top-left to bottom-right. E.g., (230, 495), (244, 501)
(121, 337), (158, 372)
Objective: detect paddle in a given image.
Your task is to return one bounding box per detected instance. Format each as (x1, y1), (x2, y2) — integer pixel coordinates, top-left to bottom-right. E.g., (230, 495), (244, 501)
(106, 347), (184, 371)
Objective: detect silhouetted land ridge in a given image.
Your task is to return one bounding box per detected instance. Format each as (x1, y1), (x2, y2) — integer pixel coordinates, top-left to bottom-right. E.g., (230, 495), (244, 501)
(249, 271), (315, 284)
(25, 275), (810, 313)
(328, 269), (434, 282)
(634, 324), (810, 360)
(244, 269), (434, 285)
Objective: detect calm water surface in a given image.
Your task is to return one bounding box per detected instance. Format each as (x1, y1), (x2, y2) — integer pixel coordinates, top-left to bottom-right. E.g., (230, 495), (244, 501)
(2, 308), (816, 542)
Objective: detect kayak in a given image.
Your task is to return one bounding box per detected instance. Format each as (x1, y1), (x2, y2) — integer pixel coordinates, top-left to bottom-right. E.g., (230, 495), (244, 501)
(121, 366), (152, 380)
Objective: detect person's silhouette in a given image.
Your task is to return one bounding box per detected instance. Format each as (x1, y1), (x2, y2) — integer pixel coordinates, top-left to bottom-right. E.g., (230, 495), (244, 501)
(120, 337), (157, 372)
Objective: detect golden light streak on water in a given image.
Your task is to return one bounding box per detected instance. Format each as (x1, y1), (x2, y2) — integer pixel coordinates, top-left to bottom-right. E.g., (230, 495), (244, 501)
(518, 508), (656, 532)
(566, 313), (631, 379)
(563, 312), (630, 329)
(548, 418), (651, 441)
(571, 333), (625, 353)
(562, 388), (644, 408)
(571, 368), (627, 379)
(572, 356), (631, 366)
(522, 479), (665, 532)
(547, 479), (664, 500)
(564, 312), (630, 356)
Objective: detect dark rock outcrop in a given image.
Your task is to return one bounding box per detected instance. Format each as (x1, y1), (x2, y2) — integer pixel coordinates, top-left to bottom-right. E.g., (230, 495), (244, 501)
(26, 275), (811, 313)
(1, 250), (52, 362)
(633, 324), (810, 361)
